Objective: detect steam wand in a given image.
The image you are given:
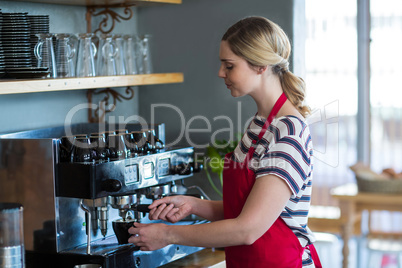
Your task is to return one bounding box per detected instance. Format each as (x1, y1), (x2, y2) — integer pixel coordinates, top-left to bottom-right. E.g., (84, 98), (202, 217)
(80, 200), (92, 255)
(180, 179), (211, 200)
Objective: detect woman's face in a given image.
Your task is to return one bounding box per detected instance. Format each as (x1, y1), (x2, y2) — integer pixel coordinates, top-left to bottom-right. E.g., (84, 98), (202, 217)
(218, 41), (260, 97)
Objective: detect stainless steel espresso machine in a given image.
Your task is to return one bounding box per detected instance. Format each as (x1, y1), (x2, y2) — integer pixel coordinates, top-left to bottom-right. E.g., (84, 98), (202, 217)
(0, 123), (205, 268)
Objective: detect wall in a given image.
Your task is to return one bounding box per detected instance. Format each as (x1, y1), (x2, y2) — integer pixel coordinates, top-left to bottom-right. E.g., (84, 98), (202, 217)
(136, 0), (296, 199)
(137, 0), (295, 147)
(0, 0), (297, 200)
(0, 1), (139, 134)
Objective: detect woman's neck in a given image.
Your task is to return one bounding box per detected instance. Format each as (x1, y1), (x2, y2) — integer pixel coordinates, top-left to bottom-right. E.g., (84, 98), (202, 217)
(251, 75), (284, 119)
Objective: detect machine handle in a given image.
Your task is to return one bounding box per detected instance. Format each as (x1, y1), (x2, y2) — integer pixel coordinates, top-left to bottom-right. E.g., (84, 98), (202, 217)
(171, 163), (193, 175)
(134, 194), (201, 215)
(170, 193), (202, 199)
(135, 204), (151, 213)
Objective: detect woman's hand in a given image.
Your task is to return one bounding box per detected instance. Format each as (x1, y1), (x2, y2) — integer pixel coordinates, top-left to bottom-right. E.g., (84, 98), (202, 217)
(128, 222), (169, 251)
(148, 195), (193, 223)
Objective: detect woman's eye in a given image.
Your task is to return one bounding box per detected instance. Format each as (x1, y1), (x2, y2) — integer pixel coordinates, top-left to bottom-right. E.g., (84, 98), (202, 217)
(226, 66), (233, 70)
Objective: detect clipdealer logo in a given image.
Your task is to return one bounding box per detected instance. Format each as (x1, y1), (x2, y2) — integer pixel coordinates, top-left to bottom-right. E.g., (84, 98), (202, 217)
(64, 100), (339, 167)
(307, 100), (340, 168)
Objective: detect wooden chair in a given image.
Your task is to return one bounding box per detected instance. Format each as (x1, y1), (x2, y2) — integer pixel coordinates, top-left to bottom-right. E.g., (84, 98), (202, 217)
(308, 205), (362, 235)
(308, 205), (342, 267)
(308, 205), (343, 234)
(363, 210), (402, 268)
(308, 205), (363, 267)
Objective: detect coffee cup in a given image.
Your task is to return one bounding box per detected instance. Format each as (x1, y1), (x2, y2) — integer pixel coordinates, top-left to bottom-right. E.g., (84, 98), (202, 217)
(112, 219), (136, 244)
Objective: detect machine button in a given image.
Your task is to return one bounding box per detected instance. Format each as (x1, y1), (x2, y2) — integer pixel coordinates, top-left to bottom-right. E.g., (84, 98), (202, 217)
(101, 179), (122, 192)
(143, 162), (154, 180)
(124, 164), (139, 185)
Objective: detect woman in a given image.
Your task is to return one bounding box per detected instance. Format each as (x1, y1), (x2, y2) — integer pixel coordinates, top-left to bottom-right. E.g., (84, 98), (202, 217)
(128, 16), (321, 268)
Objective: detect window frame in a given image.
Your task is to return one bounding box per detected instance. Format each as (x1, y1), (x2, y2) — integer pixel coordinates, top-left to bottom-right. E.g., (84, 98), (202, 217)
(357, 0), (371, 164)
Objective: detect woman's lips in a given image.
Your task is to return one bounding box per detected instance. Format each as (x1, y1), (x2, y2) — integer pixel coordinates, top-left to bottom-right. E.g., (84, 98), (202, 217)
(225, 83), (231, 89)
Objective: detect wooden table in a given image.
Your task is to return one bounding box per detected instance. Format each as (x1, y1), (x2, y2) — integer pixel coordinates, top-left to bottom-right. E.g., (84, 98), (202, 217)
(331, 183), (402, 268)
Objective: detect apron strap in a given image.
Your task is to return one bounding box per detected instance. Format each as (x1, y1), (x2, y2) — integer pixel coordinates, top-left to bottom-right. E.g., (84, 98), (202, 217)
(258, 92), (287, 140)
(248, 92), (287, 158)
(307, 244), (323, 268)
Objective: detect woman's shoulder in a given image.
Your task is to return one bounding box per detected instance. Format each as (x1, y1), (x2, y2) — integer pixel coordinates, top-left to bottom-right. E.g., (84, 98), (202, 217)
(270, 115), (309, 138)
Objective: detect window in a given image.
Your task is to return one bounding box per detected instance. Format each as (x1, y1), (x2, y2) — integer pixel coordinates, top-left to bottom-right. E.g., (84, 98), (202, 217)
(305, 0), (402, 206)
(370, 0), (402, 171)
(305, 0), (358, 206)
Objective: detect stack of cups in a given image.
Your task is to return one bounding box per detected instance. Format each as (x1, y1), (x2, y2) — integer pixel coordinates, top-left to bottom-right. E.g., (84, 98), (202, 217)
(0, 203), (24, 268)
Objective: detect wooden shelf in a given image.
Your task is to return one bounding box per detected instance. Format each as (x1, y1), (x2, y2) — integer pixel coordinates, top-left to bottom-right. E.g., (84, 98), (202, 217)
(0, 73), (183, 95)
(10, 0), (181, 7)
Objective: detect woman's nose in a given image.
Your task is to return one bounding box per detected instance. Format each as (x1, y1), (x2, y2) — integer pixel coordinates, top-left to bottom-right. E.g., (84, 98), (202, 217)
(218, 65), (226, 78)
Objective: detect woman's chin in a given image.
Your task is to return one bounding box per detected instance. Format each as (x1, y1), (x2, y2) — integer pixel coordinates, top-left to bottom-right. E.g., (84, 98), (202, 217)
(230, 90), (244, 98)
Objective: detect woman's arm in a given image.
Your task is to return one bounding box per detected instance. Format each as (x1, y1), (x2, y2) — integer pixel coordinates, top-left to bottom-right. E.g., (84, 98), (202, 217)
(148, 196), (224, 222)
(192, 199), (224, 222)
(130, 175), (292, 250)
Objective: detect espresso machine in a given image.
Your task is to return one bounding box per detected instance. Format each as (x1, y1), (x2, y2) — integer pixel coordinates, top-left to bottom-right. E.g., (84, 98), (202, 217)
(0, 123), (205, 268)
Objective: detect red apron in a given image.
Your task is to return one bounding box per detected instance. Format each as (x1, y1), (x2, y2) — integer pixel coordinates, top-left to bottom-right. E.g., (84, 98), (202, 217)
(222, 93), (322, 268)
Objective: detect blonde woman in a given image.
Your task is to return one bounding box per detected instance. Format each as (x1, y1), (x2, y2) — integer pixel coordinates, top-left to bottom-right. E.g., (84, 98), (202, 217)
(129, 16), (322, 268)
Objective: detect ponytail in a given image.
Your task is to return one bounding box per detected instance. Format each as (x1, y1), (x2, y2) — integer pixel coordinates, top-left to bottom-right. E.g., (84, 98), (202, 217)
(273, 64), (311, 117)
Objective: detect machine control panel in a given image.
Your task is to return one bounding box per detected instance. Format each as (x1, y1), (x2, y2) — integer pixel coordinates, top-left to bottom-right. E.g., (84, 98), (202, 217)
(124, 164), (139, 185)
(157, 158), (171, 177)
(56, 147), (196, 199)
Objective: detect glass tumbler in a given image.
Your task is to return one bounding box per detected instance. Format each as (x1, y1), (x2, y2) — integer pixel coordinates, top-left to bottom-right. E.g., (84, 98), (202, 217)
(139, 35), (153, 74)
(76, 33), (98, 77)
(97, 34), (117, 76)
(0, 203), (24, 268)
(123, 35), (139, 75)
(113, 34), (126, 75)
(55, 33), (77, 77)
(34, 33), (57, 78)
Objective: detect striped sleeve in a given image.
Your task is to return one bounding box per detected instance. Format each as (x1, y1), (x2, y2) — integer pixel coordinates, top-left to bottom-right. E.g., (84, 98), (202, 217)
(254, 126), (312, 197)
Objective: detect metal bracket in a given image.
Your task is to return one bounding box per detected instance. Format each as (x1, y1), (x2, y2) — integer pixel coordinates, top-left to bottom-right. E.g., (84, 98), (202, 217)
(85, 4), (136, 123)
(86, 4), (135, 34)
(87, 87), (135, 123)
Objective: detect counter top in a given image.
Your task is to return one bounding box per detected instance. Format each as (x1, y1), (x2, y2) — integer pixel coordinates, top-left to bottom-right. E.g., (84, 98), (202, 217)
(160, 248), (226, 268)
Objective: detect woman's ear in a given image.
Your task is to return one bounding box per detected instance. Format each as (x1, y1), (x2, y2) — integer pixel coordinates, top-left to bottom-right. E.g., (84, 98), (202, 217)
(257, 66), (268, 74)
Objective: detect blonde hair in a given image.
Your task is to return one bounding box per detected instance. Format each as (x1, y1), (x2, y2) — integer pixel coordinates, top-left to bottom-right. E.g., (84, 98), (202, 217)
(222, 16), (310, 117)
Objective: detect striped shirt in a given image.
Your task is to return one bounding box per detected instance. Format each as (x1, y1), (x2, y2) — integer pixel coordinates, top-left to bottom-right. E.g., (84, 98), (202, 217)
(232, 114), (316, 267)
